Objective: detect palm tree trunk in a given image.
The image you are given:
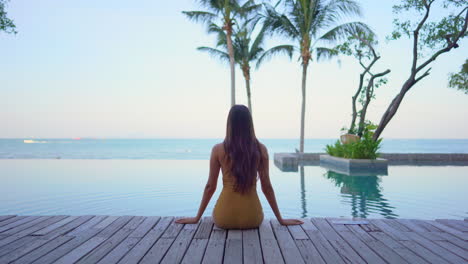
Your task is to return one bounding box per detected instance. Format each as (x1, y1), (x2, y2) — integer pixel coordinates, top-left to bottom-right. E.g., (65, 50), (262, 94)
(226, 30), (236, 107)
(242, 67), (252, 115)
(300, 63), (308, 153)
(245, 78), (252, 113)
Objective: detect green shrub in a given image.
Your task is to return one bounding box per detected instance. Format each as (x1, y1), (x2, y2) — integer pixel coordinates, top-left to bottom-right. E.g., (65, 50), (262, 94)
(326, 122), (382, 160)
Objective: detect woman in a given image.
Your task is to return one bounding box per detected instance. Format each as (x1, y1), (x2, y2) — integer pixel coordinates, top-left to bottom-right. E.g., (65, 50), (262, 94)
(176, 105), (303, 228)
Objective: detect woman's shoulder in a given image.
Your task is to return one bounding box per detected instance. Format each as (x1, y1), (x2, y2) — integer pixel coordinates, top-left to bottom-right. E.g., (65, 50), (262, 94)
(257, 141), (268, 156)
(212, 142), (225, 154)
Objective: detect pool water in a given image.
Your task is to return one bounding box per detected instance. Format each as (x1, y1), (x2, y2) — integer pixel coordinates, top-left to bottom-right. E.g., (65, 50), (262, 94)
(0, 160), (467, 219)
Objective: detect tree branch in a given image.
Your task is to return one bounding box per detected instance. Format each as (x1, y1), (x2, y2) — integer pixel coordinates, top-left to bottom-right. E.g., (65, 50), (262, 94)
(413, 67), (431, 85)
(412, 3), (432, 74)
(416, 8), (468, 73)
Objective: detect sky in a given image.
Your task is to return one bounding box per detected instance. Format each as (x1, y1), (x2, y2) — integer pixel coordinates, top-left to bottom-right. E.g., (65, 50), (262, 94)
(1, 0), (467, 139)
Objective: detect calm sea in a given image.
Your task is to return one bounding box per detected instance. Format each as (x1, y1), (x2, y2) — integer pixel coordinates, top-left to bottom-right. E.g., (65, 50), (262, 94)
(1, 138), (468, 159)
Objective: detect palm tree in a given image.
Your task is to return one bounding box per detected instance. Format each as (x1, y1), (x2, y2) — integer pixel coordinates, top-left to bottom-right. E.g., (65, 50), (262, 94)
(264, 0), (372, 153)
(183, 0), (261, 107)
(198, 18), (293, 115)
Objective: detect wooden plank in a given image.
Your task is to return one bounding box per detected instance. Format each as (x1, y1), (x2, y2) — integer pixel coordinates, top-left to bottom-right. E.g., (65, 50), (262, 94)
(181, 239), (209, 264)
(383, 219), (412, 232)
(436, 219), (468, 232)
(300, 219), (343, 264)
(399, 239), (450, 264)
(0, 215), (16, 223)
(55, 217), (137, 264)
(193, 216), (214, 239)
(202, 224), (226, 264)
(66, 215), (109, 236)
(369, 219), (410, 241)
(224, 229), (243, 264)
(405, 232), (466, 264)
(424, 220), (468, 240)
(312, 218), (365, 264)
(117, 216), (173, 264)
(0, 216), (94, 263)
(328, 219), (386, 264)
(138, 217), (184, 264)
(98, 217), (161, 264)
(369, 232), (428, 264)
(32, 216), (133, 264)
(258, 219), (284, 264)
(92, 216), (119, 230)
(53, 236), (107, 264)
(95, 216), (134, 238)
(414, 220), (442, 232)
(437, 232), (468, 250)
(161, 221), (200, 264)
(331, 220), (369, 225)
(295, 239), (325, 264)
(287, 224), (309, 240)
(0, 216), (67, 248)
(128, 216), (160, 238)
(287, 219), (324, 264)
(32, 216), (79, 236)
(243, 228), (263, 264)
(434, 240), (468, 260)
(346, 225), (409, 264)
(30, 229), (101, 264)
(271, 219), (305, 264)
(0, 236), (36, 257)
(0, 216), (27, 228)
(310, 218), (341, 241)
(43, 215), (95, 239)
(396, 219), (428, 233)
(10, 235), (74, 264)
(0, 216), (42, 234)
(75, 216), (144, 264)
(97, 237), (140, 264)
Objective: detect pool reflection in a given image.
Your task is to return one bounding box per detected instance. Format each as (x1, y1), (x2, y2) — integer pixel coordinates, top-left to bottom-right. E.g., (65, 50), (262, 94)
(322, 171), (398, 218)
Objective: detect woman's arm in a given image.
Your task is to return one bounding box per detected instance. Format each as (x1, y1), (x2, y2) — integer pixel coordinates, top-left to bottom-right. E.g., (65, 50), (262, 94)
(259, 144), (303, 226)
(176, 145), (221, 224)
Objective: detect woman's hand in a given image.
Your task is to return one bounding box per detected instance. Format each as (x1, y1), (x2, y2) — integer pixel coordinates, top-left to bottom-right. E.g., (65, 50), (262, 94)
(279, 219), (304, 226)
(175, 217), (200, 224)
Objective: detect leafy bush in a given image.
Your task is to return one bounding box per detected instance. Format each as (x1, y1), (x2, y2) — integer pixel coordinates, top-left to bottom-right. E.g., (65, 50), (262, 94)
(326, 123), (382, 159)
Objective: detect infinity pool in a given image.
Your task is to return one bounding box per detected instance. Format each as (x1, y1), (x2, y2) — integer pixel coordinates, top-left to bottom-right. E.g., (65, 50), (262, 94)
(1, 160), (467, 219)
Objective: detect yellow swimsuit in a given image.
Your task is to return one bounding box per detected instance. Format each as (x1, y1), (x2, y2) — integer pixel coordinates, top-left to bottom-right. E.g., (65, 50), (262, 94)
(212, 150), (264, 229)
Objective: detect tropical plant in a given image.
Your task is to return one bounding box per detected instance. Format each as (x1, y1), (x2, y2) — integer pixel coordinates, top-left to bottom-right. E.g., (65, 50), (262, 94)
(182, 0), (261, 107)
(198, 18), (294, 115)
(263, 0), (372, 153)
(335, 30), (390, 137)
(326, 122), (383, 159)
(448, 59), (467, 94)
(0, 0), (16, 34)
(373, 0), (468, 140)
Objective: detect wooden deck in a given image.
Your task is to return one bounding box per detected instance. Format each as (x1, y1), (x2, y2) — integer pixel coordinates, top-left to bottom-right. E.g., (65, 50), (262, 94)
(0, 215), (467, 264)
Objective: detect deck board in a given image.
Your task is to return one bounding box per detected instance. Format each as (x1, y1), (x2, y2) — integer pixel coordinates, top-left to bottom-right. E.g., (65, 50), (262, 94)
(0, 215), (466, 264)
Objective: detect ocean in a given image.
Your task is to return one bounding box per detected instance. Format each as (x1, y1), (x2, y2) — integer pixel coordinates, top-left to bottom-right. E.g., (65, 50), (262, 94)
(1, 138), (468, 159)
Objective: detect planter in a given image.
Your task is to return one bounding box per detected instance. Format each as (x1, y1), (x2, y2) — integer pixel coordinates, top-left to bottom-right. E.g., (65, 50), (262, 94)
(340, 134), (360, 144)
(320, 154), (388, 176)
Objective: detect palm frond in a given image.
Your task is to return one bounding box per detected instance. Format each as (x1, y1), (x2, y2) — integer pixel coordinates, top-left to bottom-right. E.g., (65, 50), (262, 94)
(263, 4), (300, 40)
(319, 22), (373, 44)
(315, 47), (339, 62)
(197, 46), (230, 62)
(256, 45), (295, 69)
(182, 11), (217, 25)
(318, 0), (362, 28)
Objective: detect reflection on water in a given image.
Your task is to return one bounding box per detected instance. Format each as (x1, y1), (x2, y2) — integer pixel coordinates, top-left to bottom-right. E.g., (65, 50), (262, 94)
(1, 160), (467, 219)
(300, 166), (307, 218)
(323, 171), (398, 218)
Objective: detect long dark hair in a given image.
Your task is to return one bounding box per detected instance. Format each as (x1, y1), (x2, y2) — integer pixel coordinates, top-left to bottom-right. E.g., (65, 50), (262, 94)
(223, 105), (262, 193)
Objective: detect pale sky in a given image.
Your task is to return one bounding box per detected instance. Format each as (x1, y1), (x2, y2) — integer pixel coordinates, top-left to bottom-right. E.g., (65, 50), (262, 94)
(1, 0), (467, 139)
